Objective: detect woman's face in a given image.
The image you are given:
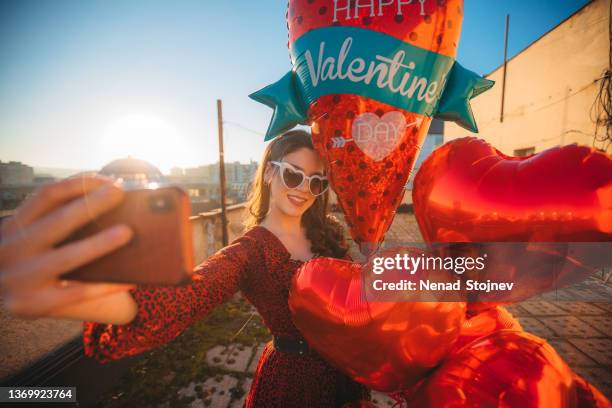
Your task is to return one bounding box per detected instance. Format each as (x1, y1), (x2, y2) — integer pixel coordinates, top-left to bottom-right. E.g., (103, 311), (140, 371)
(266, 147), (326, 218)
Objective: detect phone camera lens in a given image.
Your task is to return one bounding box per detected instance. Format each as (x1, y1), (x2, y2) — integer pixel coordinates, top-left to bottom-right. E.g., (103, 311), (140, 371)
(156, 198), (166, 208)
(149, 195), (172, 212)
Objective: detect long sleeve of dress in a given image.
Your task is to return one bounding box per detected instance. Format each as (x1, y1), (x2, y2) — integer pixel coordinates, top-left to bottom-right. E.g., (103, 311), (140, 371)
(83, 233), (259, 363)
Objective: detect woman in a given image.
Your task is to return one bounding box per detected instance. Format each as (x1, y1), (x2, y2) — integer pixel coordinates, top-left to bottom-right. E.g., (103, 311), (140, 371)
(0, 130), (371, 407)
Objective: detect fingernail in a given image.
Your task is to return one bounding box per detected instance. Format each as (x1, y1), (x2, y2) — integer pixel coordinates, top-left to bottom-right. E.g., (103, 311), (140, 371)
(111, 179), (125, 189)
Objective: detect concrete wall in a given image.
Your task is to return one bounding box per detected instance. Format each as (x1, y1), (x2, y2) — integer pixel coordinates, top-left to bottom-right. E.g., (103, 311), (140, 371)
(444, 0), (610, 155)
(190, 203), (248, 264)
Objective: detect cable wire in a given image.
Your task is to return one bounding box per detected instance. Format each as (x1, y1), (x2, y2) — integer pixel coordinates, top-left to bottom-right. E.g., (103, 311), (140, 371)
(590, 0), (612, 151)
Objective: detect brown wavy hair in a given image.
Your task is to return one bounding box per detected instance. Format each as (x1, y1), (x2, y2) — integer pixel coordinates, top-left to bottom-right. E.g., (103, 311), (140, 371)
(243, 130), (349, 259)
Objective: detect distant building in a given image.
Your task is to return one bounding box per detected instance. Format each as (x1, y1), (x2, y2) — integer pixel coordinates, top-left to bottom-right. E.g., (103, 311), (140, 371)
(170, 167), (184, 177)
(0, 160), (36, 210)
(33, 175), (57, 184)
(0, 160), (34, 186)
(99, 156), (165, 185)
(443, 0), (610, 155)
(184, 165), (210, 181)
(168, 160), (258, 188)
(225, 160), (258, 184)
(164, 161), (259, 214)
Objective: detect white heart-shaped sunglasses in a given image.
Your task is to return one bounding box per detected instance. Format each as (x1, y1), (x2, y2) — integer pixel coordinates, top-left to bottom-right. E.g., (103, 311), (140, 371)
(270, 161), (330, 196)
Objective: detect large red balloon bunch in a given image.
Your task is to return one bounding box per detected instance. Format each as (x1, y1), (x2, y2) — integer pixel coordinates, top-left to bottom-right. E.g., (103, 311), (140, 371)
(288, 138), (612, 406)
(250, 0), (612, 406)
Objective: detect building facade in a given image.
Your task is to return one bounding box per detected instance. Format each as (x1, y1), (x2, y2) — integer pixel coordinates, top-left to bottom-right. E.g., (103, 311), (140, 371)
(0, 161), (34, 186)
(443, 0), (610, 155)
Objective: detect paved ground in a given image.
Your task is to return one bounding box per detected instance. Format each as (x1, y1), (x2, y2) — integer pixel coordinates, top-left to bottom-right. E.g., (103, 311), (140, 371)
(168, 337), (398, 408)
(0, 300), (82, 381)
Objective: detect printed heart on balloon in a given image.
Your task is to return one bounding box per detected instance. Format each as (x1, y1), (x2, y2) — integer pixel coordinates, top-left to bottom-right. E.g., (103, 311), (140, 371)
(351, 113), (423, 161)
(288, 251), (466, 392)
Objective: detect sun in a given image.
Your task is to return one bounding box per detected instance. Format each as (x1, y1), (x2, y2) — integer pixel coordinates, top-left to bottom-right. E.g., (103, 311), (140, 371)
(99, 113), (190, 174)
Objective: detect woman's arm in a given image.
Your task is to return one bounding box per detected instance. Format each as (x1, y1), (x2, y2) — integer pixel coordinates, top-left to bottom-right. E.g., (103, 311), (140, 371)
(83, 233), (259, 363)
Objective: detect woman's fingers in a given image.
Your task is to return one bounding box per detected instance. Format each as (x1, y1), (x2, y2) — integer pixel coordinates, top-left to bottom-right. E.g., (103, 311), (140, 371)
(18, 182), (126, 252)
(4, 281), (135, 318)
(1, 176), (115, 238)
(0, 175), (139, 323)
(47, 286), (138, 324)
(0, 224), (133, 291)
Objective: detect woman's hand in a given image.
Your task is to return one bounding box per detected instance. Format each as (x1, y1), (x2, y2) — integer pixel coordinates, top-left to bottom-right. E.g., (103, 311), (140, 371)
(0, 176), (138, 324)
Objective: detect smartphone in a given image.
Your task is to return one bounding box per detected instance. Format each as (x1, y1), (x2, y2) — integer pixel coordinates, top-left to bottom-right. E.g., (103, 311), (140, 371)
(58, 186), (194, 286)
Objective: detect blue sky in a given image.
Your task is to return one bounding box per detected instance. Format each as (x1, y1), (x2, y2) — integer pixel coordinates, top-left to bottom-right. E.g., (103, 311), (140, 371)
(0, 0), (591, 173)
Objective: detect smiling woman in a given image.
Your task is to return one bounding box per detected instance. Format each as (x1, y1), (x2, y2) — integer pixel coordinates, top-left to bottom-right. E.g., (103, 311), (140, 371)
(98, 113), (190, 174)
(79, 130), (369, 407)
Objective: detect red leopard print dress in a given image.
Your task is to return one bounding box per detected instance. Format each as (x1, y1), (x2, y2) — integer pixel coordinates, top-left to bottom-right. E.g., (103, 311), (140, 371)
(83, 225), (370, 407)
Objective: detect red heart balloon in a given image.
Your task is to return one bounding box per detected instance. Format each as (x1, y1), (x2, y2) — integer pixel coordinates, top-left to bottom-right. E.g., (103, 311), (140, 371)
(412, 138), (612, 306)
(413, 137), (612, 243)
(288, 252), (466, 392)
(340, 327), (611, 406)
(286, 0), (465, 255)
(403, 330), (611, 407)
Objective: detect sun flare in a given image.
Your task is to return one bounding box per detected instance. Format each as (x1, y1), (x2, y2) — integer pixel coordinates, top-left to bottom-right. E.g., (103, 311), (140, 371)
(99, 113), (189, 174)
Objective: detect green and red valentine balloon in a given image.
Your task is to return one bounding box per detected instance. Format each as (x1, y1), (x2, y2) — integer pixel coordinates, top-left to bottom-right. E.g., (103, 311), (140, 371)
(250, 0), (493, 255)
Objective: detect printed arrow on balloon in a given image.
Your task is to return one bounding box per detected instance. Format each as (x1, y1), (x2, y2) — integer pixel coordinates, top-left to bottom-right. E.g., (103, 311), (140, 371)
(331, 137), (353, 148)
